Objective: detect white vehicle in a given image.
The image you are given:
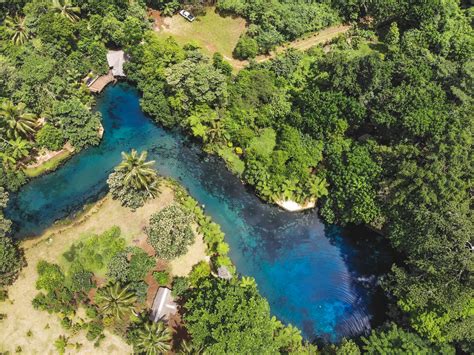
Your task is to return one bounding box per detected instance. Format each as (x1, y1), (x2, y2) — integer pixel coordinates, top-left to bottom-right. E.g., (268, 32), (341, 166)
(179, 9), (195, 22)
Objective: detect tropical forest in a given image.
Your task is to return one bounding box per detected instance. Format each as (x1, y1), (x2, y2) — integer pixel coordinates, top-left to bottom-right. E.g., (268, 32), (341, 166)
(0, 0), (472, 354)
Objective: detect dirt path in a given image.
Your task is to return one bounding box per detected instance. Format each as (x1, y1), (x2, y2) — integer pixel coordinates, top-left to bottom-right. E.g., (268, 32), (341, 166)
(226, 24), (350, 70)
(254, 24), (351, 64)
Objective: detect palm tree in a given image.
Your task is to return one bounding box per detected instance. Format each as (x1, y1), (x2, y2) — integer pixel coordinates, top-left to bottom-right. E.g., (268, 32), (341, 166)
(4, 15), (30, 45)
(0, 101), (37, 139)
(134, 321), (172, 355)
(51, 0), (81, 22)
(95, 283), (137, 320)
(117, 149), (160, 197)
(8, 137), (31, 161)
(307, 176), (329, 199)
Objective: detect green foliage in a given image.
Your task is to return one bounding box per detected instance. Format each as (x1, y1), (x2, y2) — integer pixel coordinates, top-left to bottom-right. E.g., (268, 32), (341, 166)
(0, 234), (24, 287)
(36, 124), (66, 151)
(188, 261), (211, 287)
(52, 99), (101, 150)
(152, 270), (170, 286)
(127, 248), (155, 282)
(218, 0), (340, 55)
(36, 261), (65, 292)
(95, 282), (137, 321)
(146, 205), (195, 260)
(129, 321), (172, 355)
(165, 56), (228, 114)
(108, 150), (161, 209)
(184, 277), (305, 353)
(362, 324), (454, 354)
(63, 226), (126, 274)
(107, 251), (129, 283)
(171, 276), (190, 297)
(234, 35), (258, 59)
(69, 269), (95, 293)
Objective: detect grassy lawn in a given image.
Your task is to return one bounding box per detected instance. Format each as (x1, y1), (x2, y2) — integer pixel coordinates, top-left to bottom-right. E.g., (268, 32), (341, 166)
(155, 7), (246, 60)
(24, 149), (73, 178)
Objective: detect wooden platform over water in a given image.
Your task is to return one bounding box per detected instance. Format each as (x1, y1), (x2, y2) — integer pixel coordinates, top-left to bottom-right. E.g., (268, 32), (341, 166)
(89, 71), (116, 93)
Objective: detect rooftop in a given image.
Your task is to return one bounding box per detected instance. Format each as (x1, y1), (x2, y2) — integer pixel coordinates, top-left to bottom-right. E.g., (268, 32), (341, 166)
(106, 50), (126, 77)
(149, 287), (178, 323)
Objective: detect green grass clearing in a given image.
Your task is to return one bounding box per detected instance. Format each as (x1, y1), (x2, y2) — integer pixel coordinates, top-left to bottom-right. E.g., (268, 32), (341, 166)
(155, 7), (246, 61)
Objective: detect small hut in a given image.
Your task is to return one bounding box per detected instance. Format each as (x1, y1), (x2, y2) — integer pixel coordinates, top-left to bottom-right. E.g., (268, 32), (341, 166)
(106, 50), (126, 77)
(149, 287), (178, 323)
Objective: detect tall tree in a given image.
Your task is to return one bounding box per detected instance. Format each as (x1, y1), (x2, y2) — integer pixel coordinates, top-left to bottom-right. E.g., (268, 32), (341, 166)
(0, 101), (37, 139)
(4, 15), (30, 45)
(133, 321), (172, 355)
(117, 150), (160, 197)
(95, 283), (136, 320)
(51, 0), (80, 22)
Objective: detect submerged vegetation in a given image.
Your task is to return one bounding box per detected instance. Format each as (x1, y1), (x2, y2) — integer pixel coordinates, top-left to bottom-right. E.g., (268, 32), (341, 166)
(0, 0), (473, 353)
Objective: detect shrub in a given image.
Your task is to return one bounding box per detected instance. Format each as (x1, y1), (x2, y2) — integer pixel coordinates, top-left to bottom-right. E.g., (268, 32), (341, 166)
(146, 205), (195, 260)
(107, 251), (129, 283)
(70, 269), (95, 293)
(188, 261), (211, 287)
(86, 321), (104, 341)
(36, 124), (66, 151)
(129, 281), (148, 302)
(36, 261), (65, 292)
(171, 276), (190, 297)
(234, 35), (258, 59)
(153, 270), (170, 286)
(127, 248), (155, 282)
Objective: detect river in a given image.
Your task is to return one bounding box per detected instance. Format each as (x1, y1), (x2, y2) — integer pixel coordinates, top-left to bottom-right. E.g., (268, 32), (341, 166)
(6, 83), (391, 342)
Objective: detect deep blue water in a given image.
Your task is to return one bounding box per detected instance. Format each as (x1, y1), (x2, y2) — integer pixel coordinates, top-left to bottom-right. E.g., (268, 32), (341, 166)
(6, 84), (391, 341)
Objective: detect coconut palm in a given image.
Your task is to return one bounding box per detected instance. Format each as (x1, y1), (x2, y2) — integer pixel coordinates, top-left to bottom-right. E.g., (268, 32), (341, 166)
(7, 137), (31, 161)
(179, 339), (204, 355)
(51, 0), (81, 22)
(0, 101), (37, 139)
(4, 15), (30, 45)
(117, 149), (160, 197)
(95, 283), (137, 320)
(134, 321), (172, 355)
(306, 176), (328, 199)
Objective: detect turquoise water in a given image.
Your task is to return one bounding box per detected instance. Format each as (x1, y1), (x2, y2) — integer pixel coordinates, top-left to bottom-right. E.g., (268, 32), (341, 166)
(6, 84), (391, 341)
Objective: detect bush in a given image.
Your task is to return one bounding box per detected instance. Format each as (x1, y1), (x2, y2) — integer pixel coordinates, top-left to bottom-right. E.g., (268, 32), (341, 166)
(107, 251), (129, 283)
(86, 320), (104, 341)
(129, 281), (148, 302)
(153, 270), (170, 286)
(127, 248), (155, 282)
(188, 261), (211, 287)
(146, 205), (195, 260)
(171, 276), (190, 297)
(234, 36), (258, 59)
(70, 269), (95, 293)
(36, 261), (65, 292)
(36, 124), (66, 151)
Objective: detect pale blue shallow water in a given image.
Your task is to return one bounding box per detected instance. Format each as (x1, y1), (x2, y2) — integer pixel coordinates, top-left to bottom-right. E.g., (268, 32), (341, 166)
(6, 84), (391, 341)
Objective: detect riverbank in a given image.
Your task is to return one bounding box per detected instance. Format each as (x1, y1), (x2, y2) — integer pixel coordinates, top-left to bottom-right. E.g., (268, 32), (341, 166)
(0, 187), (206, 354)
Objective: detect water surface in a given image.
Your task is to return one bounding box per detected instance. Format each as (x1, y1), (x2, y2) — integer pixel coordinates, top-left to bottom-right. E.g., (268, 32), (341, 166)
(7, 84), (391, 341)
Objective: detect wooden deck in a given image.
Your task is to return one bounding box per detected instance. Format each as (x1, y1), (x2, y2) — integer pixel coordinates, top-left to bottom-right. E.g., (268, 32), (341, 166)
(89, 71), (116, 93)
